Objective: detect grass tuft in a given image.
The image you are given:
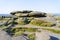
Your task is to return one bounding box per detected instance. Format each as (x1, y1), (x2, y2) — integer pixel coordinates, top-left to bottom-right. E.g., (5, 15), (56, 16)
(42, 28), (60, 34)
(30, 19), (53, 27)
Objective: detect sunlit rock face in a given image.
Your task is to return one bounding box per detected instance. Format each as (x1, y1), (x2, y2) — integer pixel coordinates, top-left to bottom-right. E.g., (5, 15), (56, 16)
(10, 10), (47, 17)
(12, 35), (29, 40)
(35, 32), (50, 40)
(0, 29), (11, 40)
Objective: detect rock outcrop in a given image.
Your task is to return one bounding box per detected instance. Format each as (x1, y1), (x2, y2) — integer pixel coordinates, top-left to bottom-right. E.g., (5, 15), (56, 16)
(10, 10), (47, 17)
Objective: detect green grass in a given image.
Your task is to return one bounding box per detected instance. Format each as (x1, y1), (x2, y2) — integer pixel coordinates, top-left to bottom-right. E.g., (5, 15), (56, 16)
(42, 28), (60, 34)
(30, 19), (53, 27)
(18, 21), (25, 25)
(59, 26), (60, 28)
(28, 34), (35, 40)
(0, 25), (9, 29)
(13, 31), (23, 37)
(11, 27), (40, 32)
(0, 18), (11, 22)
(58, 25), (60, 28)
(56, 17), (60, 21)
(4, 27), (40, 37)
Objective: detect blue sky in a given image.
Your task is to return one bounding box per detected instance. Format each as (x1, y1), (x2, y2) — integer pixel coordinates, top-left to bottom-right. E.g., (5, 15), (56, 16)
(0, 0), (60, 14)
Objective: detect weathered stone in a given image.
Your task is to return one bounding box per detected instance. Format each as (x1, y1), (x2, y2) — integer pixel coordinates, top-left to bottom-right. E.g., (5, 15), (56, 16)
(10, 10), (47, 17)
(35, 32), (50, 40)
(10, 10), (32, 15)
(29, 11), (46, 17)
(0, 29), (11, 40)
(12, 35), (29, 40)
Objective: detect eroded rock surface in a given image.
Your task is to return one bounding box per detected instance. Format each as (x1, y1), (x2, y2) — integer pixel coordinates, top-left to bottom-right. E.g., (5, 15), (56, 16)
(0, 29), (11, 40)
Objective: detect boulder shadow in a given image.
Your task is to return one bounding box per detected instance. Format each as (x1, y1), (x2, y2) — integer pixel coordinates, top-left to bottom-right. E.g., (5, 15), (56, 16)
(50, 36), (59, 40)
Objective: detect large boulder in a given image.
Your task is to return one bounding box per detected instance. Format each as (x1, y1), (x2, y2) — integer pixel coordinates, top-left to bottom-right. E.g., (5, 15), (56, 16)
(10, 10), (47, 17)
(29, 11), (46, 17)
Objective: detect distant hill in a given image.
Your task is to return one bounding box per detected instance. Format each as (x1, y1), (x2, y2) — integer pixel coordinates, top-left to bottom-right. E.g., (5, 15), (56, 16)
(53, 14), (60, 16)
(0, 14), (12, 16)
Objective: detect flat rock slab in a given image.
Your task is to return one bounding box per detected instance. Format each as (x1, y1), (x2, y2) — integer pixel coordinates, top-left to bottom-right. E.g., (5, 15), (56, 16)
(12, 36), (29, 40)
(0, 29), (11, 40)
(35, 32), (50, 40)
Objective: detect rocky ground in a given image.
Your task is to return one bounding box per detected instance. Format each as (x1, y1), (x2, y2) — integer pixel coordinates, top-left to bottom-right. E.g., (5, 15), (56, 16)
(0, 11), (60, 40)
(0, 27), (60, 40)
